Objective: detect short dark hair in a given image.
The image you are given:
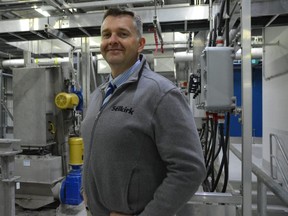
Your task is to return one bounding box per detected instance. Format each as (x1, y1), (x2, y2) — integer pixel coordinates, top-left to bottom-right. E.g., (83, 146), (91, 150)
(102, 8), (143, 38)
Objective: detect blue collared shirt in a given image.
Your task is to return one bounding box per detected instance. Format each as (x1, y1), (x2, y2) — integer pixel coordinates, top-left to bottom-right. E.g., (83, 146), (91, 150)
(107, 59), (140, 91)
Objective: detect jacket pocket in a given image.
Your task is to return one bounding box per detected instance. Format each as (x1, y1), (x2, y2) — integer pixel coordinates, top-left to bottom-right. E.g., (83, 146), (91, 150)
(97, 162), (137, 213)
(126, 165), (139, 211)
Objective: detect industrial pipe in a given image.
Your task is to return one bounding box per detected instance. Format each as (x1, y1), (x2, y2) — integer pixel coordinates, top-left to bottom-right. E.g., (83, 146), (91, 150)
(0, 49), (263, 70)
(235, 48), (263, 60)
(174, 52), (193, 62)
(0, 57), (70, 69)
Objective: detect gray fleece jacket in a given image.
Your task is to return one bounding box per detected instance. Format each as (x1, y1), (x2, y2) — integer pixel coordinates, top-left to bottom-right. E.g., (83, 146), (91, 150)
(81, 54), (206, 216)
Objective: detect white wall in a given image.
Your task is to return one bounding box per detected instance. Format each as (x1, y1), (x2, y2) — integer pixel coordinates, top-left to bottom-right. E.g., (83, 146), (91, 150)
(262, 26), (288, 170)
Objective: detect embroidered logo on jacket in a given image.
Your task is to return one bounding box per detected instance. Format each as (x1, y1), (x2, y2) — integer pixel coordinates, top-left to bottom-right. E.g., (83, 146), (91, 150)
(111, 105), (134, 115)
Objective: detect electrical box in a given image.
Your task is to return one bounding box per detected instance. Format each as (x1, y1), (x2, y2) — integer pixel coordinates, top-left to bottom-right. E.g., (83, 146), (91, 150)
(196, 47), (234, 112)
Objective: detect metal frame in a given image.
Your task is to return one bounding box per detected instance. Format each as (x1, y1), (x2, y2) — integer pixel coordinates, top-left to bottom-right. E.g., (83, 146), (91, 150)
(231, 144), (288, 214)
(0, 139), (21, 216)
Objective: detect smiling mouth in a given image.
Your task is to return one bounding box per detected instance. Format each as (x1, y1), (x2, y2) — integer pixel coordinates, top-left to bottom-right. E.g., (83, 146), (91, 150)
(107, 49), (123, 52)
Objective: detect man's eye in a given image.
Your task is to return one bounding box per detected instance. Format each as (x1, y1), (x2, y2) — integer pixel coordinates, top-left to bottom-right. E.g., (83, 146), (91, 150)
(102, 33), (110, 38)
(120, 32), (129, 37)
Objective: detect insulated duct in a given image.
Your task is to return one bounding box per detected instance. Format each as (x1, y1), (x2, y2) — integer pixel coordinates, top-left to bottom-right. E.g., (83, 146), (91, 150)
(235, 48), (262, 60)
(174, 52), (193, 62)
(0, 49), (263, 69)
(0, 57), (70, 69)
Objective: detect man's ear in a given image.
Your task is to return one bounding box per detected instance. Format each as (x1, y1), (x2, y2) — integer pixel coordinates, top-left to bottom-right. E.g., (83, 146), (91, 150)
(138, 37), (146, 53)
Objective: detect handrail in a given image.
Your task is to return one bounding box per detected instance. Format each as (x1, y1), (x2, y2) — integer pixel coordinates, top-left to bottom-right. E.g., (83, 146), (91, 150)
(230, 144), (288, 206)
(270, 133), (288, 187)
(271, 155), (288, 189)
(190, 192), (242, 205)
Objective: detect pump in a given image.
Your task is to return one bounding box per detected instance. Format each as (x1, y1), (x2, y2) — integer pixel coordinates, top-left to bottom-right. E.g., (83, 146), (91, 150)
(59, 137), (84, 205)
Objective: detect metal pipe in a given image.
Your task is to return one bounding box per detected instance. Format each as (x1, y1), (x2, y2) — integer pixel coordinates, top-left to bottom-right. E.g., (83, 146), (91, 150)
(225, 0), (230, 46)
(209, 0), (213, 31)
(235, 48), (262, 60)
(0, 47), (263, 69)
(174, 52), (193, 62)
(0, 57), (70, 69)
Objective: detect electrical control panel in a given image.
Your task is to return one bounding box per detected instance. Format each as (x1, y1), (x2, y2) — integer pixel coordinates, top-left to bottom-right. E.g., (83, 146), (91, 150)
(192, 47), (234, 112)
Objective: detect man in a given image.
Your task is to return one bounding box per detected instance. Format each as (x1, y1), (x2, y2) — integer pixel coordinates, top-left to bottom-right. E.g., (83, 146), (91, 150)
(81, 8), (206, 216)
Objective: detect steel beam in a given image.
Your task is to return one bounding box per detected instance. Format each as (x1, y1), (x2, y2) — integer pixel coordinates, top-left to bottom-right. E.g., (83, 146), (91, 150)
(44, 24), (78, 49)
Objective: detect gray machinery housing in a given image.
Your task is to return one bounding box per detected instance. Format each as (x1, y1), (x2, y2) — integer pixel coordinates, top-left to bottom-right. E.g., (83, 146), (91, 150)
(12, 66), (71, 209)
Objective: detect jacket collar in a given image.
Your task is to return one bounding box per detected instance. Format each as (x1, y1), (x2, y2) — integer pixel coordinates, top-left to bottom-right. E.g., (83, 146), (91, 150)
(100, 53), (147, 91)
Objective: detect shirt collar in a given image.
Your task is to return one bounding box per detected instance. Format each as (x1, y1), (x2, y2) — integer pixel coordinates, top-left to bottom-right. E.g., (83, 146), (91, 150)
(108, 59), (140, 88)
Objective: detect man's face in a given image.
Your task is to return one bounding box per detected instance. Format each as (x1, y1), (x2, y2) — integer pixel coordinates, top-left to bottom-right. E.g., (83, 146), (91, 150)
(100, 15), (145, 74)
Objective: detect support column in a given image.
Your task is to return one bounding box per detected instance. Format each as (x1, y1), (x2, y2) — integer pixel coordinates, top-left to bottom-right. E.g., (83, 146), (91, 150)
(241, 0), (252, 216)
(257, 178), (267, 216)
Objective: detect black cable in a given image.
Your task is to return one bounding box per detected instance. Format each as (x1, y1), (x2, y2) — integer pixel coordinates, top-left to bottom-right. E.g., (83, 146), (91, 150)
(202, 115), (213, 191)
(213, 128), (223, 161)
(208, 29), (214, 47)
(204, 116), (210, 163)
(211, 122), (225, 192)
(210, 117), (218, 190)
(205, 116), (218, 191)
(222, 112), (231, 192)
(213, 13), (219, 46)
(205, 117), (214, 167)
(203, 112), (231, 192)
(199, 122), (206, 141)
(211, 112), (231, 192)
(217, 0), (226, 36)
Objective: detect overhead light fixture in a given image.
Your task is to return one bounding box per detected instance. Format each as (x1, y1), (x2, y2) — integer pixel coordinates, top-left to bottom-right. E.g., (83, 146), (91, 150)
(69, 8), (77, 13)
(33, 6), (51, 17)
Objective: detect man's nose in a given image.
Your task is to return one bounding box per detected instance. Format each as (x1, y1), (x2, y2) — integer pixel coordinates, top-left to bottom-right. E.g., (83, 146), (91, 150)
(108, 33), (119, 44)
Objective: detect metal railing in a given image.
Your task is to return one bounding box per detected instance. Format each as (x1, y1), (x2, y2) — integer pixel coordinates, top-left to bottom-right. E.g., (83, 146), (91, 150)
(270, 133), (288, 190)
(230, 144), (288, 216)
